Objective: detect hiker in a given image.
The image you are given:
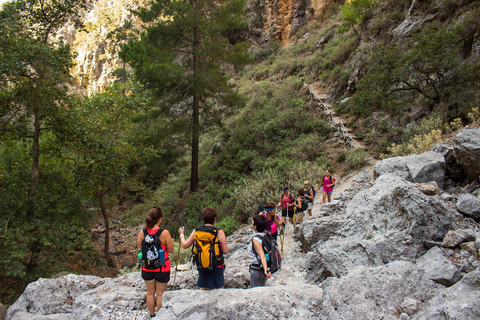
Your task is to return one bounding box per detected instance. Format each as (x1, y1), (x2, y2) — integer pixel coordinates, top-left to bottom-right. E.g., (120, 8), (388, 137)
(320, 169), (336, 203)
(293, 189), (308, 224)
(178, 207), (229, 289)
(277, 186), (295, 227)
(137, 207), (174, 318)
(303, 180), (315, 216)
(248, 215), (272, 288)
(258, 202), (283, 241)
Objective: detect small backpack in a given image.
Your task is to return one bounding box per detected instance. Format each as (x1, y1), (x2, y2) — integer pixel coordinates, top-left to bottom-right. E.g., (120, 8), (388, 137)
(310, 185), (316, 197)
(252, 232), (282, 274)
(298, 196), (308, 212)
(192, 226), (224, 271)
(141, 229), (165, 269)
(257, 205), (266, 214)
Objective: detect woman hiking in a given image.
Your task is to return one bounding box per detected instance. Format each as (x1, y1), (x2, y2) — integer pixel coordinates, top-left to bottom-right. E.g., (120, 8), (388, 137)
(248, 214), (272, 288)
(293, 189), (307, 224)
(320, 169), (336, 204)
(258, 202), (283, 241)
(137, 207), (174, 318)
(303, 180), (315, 216)
(178, 207), (229, 290)
(277, 186), (295, 228)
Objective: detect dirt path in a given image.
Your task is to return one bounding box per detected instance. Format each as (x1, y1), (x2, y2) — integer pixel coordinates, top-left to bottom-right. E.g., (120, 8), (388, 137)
(309, 82), (367, 149)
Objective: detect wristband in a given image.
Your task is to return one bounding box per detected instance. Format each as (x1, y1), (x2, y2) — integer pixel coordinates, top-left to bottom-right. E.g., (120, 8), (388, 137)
(180, 234), (185, 238)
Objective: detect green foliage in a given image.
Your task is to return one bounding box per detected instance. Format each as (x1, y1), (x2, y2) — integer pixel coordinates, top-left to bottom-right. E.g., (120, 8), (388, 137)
(122, 0), (252, 192)
(215, 215), (239, 236)
(348, 21), (479, 118)
(336, 151), (347, 163)
(345, 148), (368, 169)
(232, 160), (328, 221)
(0, 140), (98, 305)
(339, 0), (373, 35)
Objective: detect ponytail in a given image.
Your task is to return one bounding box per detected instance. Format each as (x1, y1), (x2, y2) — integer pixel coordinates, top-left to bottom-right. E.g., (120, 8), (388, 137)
(145, 207), (163, 229)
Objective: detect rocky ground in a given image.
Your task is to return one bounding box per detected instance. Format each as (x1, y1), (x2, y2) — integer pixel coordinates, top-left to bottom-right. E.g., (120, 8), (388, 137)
(5, 127), (480, 320)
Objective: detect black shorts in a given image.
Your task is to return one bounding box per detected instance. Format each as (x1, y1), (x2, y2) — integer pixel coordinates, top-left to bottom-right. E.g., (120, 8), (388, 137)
(282, 208), (294, 218)
(141, 270), (170, 283)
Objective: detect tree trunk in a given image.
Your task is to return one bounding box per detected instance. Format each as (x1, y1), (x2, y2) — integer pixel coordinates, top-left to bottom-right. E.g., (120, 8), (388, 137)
(27, 105), (41, 216)
(98, 190), (115, 268)
(190, 0), (200, 193)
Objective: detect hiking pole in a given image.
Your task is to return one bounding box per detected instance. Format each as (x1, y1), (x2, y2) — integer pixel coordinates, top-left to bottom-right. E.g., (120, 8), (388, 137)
(293, 206), (296, 227)
(173, 225), (183, 290)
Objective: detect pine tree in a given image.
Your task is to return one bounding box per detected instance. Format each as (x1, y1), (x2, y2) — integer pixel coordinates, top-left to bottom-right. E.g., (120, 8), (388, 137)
(122, 0), (251, 192)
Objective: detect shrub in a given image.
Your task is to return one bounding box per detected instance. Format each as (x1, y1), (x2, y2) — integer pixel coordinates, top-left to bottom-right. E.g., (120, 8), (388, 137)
(387, 130), (442, 157)
(345, 147), (368, 169)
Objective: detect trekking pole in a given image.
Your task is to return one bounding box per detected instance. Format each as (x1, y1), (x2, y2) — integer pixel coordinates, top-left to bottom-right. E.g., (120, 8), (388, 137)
(293, 206), (296, 227)
(173, 225), (183, 290)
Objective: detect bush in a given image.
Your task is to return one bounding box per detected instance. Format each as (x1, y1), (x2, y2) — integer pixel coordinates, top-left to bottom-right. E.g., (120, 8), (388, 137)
(386, 130), (442, 157)
(345, 147), (368, 169)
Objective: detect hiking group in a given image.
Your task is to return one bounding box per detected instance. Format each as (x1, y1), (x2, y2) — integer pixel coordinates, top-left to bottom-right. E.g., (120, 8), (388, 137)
(137, 171), (335, 318)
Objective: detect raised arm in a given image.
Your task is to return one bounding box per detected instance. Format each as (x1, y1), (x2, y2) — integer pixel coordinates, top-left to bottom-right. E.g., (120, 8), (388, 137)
(179, 229), (195, 249)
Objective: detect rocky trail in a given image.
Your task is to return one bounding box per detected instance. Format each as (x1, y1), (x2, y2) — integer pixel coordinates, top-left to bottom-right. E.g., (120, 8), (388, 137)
(6, 127), (480, 320)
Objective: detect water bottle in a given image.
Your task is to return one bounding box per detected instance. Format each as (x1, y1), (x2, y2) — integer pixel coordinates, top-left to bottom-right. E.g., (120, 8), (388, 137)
(157, 247), (166, 266)
(137, 249), (143, 267)
(265, 253), (270, 262)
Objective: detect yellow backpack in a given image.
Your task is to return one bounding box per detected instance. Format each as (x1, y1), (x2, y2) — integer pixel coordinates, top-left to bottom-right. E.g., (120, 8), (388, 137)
(192, 226), (224, 271)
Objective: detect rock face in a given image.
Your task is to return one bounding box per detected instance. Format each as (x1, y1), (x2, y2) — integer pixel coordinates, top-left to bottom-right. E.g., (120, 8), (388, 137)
(247, 0), (343, 46)
(7, 138), (480, 319)
(453, 127), (480, 182)
(374, 151), (446, 188)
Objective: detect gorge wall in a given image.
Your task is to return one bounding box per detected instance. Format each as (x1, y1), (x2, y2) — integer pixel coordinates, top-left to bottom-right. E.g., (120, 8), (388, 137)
(247, 0), (346, 46)
(69, 0), (346, 94)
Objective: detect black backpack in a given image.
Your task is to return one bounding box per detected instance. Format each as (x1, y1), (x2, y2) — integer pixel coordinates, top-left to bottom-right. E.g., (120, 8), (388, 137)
(141, 229), (165, 269)
(253, 232), (282, 274)
(298, 196), (308, 212)
(256, 205), (266, 214)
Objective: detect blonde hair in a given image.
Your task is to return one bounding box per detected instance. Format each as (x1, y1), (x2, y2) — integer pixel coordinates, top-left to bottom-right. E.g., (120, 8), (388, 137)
(304, 180), (310, 185)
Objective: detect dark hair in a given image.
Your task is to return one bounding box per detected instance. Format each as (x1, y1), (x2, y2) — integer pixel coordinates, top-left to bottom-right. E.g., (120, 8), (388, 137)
(265, 202), (276, 209)
(146, 207), (163, 229)
(298, 189), (304, 196)
(202, 207), (217, 224)
(253, 214), (268, 232)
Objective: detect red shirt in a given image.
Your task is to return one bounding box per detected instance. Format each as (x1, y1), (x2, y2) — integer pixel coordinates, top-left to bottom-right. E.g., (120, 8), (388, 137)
(141, 228), (171, 272)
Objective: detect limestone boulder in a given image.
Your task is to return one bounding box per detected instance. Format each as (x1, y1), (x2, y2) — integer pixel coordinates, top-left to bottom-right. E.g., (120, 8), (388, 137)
(319, 261), (442, 320)
(456, 193), (480, 219)
(305, 174), (460, 278)
(412, 268), (480, 319)
(374, 151), (445, 188)
(157, 284), (324, 319)
(453, 127), (480, 182)
(416, 246), (460, 286)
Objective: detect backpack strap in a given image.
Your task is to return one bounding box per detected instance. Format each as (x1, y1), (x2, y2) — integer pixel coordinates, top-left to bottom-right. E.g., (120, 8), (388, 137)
(251, 235), (263, 261)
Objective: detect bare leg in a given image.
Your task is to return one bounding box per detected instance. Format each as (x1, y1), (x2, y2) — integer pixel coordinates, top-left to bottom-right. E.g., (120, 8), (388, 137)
(145, 280), (156, 316)
(289, 217), (295, 228)
(322, 192), (327, 203)
(308, 209), (312, 216)
(327, 193), (332, 203)
(156, 281), (168, 310)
